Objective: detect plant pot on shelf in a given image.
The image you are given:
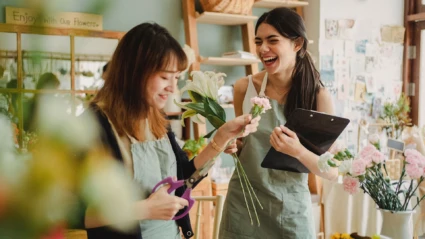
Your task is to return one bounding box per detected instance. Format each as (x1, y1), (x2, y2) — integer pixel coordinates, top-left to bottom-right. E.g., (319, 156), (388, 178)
(380, 209), (415, 239)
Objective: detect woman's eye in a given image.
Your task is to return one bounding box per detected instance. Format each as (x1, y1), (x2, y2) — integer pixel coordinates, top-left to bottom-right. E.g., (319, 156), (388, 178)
(255, 42), (261, 45)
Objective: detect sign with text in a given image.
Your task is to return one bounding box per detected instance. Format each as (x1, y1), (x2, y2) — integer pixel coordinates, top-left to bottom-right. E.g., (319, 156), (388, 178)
(5, 7), (103, 31)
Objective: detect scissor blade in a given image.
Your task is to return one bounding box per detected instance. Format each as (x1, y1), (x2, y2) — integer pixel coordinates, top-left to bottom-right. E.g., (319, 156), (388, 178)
(198, 158), (216, 177)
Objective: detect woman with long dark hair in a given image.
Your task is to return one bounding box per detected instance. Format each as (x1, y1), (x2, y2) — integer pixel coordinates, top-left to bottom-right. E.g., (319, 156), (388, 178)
(81, 22), (260, 239)
(219, 8), (338, 238)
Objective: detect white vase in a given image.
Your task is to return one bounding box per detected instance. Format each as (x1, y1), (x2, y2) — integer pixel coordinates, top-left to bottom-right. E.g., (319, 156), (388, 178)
(379, 209), (415, 239)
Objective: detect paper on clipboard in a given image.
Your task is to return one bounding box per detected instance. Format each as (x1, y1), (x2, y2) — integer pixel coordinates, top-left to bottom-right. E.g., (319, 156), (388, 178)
(261, 109), (350, 173)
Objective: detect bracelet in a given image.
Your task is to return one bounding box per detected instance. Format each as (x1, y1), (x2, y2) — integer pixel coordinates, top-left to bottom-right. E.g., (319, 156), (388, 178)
(210, 138), (225, 152)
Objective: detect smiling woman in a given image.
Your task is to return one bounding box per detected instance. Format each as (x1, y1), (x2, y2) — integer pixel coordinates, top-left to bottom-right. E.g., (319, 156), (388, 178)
(77, 22), (260, 239)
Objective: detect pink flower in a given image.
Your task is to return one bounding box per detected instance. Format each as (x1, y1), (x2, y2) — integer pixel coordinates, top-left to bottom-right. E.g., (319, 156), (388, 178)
(360, 144), (377, 158)
(405, 148), (422, 158)
(405, 154), (420, 165)
(351, 159), (366, 176)
(405, 149), (425, 167)
(343, 176), (360, 194)
(405, 164), (423, 179)
(371, 151), (386, 164)
(250, 96), (271, 113)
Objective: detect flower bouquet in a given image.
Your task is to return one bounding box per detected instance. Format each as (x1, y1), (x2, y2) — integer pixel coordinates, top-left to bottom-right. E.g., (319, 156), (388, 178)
(318, 138), (425, 212)
(176, 71), (271, 226)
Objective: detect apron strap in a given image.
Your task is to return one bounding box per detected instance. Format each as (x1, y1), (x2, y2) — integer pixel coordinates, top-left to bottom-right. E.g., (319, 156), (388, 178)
(259, 72), (268, 97)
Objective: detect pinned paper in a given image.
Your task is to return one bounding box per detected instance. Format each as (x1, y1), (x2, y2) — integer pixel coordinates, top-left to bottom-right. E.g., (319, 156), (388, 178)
(381, 25), (405, 43)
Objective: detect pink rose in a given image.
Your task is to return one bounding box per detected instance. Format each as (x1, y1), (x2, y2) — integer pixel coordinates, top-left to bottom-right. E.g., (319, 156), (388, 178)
(406, 154), (420, 165)
(371, 151), (386, 164)
(361, 155), (373, 167)
(343, 176), (360, 194)
(406, 164), (423, 179)
(351, 159), (366, 176)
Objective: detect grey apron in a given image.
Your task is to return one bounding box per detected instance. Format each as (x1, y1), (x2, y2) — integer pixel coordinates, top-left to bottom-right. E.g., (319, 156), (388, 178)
(219, 74), (315, 239)
(129, 134), (181, 239)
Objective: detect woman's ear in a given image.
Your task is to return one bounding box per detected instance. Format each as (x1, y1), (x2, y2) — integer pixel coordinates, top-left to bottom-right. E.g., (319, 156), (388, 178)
(293, 37), (305, 52)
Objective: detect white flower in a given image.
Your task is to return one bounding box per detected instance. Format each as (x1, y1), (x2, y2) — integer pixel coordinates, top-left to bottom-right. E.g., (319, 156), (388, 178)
(368, 133), (380, 144)
(180, 71), (225, 101)
(338, 160), (353, 175)
(318, 152), (334, 172)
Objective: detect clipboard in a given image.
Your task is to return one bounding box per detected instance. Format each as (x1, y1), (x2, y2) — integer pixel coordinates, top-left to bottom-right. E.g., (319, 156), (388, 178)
(261, 108), (350, 173)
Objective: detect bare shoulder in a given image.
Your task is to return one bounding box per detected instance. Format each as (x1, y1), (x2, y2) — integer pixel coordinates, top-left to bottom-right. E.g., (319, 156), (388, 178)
(316, 87), (334, 114)
(233, 76), (249, 96)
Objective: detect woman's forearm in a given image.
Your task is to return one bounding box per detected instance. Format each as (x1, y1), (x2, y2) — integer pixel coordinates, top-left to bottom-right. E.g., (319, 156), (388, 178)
(193, 128), (230, 170)
(297, 147), (338, 181)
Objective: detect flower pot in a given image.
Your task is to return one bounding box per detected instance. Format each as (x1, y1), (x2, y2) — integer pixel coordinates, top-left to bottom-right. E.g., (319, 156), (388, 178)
(379, 209), (415, 239)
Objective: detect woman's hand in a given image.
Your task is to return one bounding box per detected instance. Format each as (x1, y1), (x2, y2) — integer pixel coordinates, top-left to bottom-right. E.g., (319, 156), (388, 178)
(216, 114), (260, 144)
(223, 139), (238, 154)
(270, 125), (305, 160)
(137, 181), (188, 220)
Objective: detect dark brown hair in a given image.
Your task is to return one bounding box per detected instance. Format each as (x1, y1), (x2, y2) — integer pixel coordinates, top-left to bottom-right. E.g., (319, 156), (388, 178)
(92, 22), (187, 140)
(255, 7), (323, 119)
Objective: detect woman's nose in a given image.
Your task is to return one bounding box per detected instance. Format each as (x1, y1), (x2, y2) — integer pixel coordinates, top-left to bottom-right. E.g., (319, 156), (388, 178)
(258, 43), (269, 55)
(166, 82), (176, 93)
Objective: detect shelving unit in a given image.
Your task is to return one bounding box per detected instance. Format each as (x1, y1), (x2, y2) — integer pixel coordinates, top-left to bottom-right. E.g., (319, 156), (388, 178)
(200, 56), (260, 66)
(253, 0), (308, 8)
(196, 11), (258, 25)
(182, 0), (259, 139)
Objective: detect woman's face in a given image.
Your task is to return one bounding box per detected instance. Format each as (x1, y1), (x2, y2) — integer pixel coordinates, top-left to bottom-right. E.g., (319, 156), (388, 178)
(255, 23), (300, 74)
(146, 61), (180, 110)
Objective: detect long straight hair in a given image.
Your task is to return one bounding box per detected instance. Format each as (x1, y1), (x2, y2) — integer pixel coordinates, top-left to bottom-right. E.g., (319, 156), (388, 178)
(255, 7), (323, 119)
(92, 22), (187, 140)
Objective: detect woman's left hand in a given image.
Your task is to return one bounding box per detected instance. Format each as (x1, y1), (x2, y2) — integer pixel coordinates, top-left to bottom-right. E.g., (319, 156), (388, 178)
(270, 126), (305, 159)
(223, 139), (238, 154)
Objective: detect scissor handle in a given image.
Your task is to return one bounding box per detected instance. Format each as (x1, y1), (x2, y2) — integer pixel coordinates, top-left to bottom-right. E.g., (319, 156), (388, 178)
(152, 176), (184, 194)
(173, 189), (195, 220)
(151, 176), (195, 220)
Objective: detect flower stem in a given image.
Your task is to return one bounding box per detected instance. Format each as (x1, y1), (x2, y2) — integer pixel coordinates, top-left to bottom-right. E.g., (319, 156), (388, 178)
(232, 155), (253, 225)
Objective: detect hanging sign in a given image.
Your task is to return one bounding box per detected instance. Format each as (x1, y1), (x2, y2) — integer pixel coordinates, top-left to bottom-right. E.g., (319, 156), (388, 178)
(5, 6), (103, 31)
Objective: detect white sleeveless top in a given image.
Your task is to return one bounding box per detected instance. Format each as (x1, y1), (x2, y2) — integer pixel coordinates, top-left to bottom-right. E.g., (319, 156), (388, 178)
(242, 73), (268, 114)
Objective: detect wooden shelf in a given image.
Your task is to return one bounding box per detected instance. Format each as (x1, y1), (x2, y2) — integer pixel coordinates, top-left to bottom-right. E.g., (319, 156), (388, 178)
(196, 12), (258, 26)
(221, 104), (234, 108)
(200, 57), (260, 66)
(253, 0), (308, 8)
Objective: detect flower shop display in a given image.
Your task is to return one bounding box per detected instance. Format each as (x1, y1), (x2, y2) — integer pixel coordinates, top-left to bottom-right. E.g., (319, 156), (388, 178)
(176, 71), (271, 226)
(319, 135), (425, 238)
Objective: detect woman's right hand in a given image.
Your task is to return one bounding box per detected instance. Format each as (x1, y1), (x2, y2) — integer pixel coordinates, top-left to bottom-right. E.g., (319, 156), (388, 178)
(136, 182), (188, 220)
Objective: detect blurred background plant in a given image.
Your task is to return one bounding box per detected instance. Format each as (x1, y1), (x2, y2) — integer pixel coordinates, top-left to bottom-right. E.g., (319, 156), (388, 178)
(379, 93), (412, 139)
(0, 95), (138, 239)
(182, 136), (208, 160)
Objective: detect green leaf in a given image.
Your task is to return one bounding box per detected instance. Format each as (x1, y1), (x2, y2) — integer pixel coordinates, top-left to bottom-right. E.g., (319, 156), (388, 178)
(185, 102), (207, 117)
(207, 114), (226, 129)
(188, 91), (205, 103)
(203, 129), (217, 138)
(181, 110), (197, 126)
(204, 97), (226, 121)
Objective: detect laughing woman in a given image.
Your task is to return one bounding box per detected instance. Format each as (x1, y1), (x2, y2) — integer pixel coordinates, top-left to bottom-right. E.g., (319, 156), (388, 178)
(219, 8), (338, 239)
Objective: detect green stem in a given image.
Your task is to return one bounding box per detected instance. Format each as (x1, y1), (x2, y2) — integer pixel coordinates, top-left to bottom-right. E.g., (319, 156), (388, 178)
(232, 156), (253, 225)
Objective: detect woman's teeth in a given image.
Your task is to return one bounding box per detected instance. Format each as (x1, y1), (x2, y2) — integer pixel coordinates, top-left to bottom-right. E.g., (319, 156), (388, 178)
(263, 57), (277, 63)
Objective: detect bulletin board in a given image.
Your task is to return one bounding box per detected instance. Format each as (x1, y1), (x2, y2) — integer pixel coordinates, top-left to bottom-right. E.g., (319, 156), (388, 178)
(319, 18), (405, 152)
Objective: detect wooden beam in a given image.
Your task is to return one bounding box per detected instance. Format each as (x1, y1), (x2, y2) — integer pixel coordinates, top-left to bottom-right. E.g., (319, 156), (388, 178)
(0, 24), (125, 39)
(406, 12), (425, 22)
(241, 21), (259, 75)
(182, 0), (200, 71)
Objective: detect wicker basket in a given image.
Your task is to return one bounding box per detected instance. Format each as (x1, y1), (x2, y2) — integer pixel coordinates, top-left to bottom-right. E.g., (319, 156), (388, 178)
(200, 0), (254, 15)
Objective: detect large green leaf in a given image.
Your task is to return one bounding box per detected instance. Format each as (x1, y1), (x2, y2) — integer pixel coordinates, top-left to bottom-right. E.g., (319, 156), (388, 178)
(188, 91), (205, 103)
(185, 102), (207, 117)
(206, 114), (226, 129)
(204, 97), (226, 121)
(203, 129), (217, 139)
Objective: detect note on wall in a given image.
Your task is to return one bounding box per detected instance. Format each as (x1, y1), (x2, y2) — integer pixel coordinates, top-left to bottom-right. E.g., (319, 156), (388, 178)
(381, 25), (405, 44)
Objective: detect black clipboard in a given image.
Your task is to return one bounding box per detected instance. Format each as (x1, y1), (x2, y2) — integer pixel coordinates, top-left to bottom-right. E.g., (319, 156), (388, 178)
(261, 108), (350, 173)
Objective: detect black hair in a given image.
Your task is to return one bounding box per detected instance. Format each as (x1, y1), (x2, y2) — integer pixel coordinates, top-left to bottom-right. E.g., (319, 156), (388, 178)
(256, 7), (323, 118)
